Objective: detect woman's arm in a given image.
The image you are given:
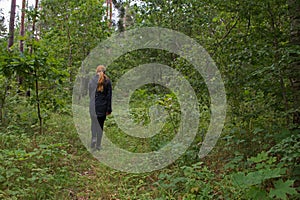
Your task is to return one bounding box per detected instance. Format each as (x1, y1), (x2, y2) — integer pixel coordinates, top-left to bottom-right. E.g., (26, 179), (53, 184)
(106, 79), (112, 114)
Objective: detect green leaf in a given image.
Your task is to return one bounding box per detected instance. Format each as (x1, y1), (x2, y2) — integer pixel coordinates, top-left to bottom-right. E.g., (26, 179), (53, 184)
(247, 186), (269, 199)
(231, 168), (284, 187)
(212, 17), (219, 23)
(6, 168), (20, 178)
(269, 180), (298, 200)
(248, 151), (269, 163)
(0, 175), (5, 182)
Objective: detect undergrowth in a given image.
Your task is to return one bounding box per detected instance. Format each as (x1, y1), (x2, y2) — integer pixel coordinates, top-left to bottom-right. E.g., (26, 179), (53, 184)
(0, 99), (299, 199)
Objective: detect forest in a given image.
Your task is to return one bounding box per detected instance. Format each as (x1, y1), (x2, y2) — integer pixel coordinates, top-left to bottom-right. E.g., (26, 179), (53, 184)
(0, 0), (299, 199)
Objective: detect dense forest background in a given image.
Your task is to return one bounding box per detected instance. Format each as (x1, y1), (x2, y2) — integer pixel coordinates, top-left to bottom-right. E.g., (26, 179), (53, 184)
(0, 0), (299, 199)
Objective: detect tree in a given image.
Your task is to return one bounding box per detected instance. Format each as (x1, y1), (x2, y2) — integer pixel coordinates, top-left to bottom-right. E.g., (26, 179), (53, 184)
(30, 0), (39, 54)
(31, 0), (43, 133)
(0, 7), (6, 36)
(112, 0), (125, 31)
(7, 0), (16, 49)
(112, 0), (135, 31)
(19, 0), (26, 53)
(40, 0), (109, 84)
(107, 0), (113, 27)
(288, 0), (300, 127)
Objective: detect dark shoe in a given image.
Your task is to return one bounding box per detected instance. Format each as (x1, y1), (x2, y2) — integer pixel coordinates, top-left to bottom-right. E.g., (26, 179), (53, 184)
(91, 142), (96, 149)
(95, 147), (102, 151)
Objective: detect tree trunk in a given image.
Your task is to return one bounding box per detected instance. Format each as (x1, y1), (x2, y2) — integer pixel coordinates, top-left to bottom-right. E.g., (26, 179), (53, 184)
(106, 0), (112, 27)
(35, 69), (42, 134)
(106, 0), (109, 24)
(17, 0), (27, 88)
(19, 0), (26, 53)
(30, 0), (39, 54)
(110, 0), (113, 27)
(32, 0), (39, 33)
(7, 0), (16, 50)
(0, 80), (9, 124)
(113, 0), (126, 31)
(288, 0), (300, 127)
(30, 0), (42, 133)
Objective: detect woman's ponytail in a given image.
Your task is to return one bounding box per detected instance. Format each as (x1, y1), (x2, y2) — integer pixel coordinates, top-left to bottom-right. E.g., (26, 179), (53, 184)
(96, 65), (106, 92)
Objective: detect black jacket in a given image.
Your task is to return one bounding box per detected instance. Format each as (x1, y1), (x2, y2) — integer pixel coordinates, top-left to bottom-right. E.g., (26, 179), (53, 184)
(89, 75), (112, 117)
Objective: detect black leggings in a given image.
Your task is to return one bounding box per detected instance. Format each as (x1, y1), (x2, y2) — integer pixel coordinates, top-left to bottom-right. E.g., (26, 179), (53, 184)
(91, 115), (106, 148)
(97, 116), (106, 131)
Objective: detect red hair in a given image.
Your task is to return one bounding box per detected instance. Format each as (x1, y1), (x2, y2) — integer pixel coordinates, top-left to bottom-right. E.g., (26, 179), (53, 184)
(96, 65), (107, 92)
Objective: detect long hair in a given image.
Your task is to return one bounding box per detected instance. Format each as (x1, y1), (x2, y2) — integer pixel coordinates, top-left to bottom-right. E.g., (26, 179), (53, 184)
(96, 65), (108, 92)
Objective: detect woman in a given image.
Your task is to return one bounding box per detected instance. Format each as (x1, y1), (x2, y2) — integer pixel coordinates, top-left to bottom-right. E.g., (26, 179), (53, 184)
(89, 65), (112, 151)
